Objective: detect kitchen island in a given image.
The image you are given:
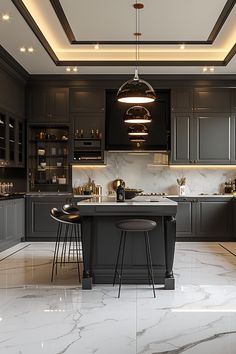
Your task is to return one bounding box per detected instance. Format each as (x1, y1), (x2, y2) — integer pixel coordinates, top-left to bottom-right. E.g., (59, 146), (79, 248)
(76, 196), (177, 290)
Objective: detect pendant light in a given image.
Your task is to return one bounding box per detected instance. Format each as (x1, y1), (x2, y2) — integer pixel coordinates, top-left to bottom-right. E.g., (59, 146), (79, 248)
(124, 105), (152, 124)
(128, 124), (148, 136)
(117, 2), (156, 104)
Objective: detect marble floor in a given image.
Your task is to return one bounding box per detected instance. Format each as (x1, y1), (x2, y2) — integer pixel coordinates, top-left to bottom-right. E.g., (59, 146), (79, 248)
(0, 242), (236, 354)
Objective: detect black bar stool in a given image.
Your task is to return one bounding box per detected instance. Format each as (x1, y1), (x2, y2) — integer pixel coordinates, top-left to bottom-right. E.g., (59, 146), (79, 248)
(61, 204), (82, 262)
(113, 218), (157, 298)
(50, 207), (83, 282)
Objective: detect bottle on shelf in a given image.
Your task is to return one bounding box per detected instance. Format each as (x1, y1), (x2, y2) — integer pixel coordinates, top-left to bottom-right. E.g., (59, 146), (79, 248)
(91, 129), (95, 138)
(52, 174), (57, 184)
(116, 184), (125, 202)
(95, 129), (99, 138)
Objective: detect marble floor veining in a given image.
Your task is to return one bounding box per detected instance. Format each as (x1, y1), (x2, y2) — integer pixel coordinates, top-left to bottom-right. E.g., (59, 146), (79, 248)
(0, 242), (236, 353)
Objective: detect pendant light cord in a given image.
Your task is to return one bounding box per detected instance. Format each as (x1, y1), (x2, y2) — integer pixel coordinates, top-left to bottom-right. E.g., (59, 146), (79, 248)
(135, 0), (139, 79)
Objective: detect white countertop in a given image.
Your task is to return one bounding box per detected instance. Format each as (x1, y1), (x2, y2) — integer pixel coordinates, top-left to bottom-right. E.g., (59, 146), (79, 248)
(77, 195), (177, 206)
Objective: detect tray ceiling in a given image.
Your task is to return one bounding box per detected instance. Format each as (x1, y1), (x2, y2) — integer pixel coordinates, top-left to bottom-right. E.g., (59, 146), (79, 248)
(0, 0), (235, 75)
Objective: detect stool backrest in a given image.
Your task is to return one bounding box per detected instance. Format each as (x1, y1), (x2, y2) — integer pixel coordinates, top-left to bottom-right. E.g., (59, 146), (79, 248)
(62, 204), (80, 214)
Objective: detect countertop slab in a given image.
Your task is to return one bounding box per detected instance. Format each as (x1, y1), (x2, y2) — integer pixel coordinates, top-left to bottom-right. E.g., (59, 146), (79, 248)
(77, 196), (177, 206)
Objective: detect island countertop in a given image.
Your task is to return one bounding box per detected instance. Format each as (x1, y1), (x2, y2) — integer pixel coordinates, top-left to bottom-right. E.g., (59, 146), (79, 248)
(76, 195), (178, 206)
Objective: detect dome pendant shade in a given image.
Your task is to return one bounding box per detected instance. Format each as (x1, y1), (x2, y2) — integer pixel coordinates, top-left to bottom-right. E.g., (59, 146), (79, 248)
(124, 105), (152, 124)
(128, 124), (148, 136)
(117, 69), (156, 103)
(117, 78), (156, 103)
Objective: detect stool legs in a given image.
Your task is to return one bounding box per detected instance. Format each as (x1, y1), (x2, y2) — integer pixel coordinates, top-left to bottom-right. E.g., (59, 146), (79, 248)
(51, 222), (62, 282)
(113, 230), (156, 298)
(145, 232), (156, 298)
(51, 222), (83, 282)
(113, 231), (124, 286)
(118, 231), (127, 298)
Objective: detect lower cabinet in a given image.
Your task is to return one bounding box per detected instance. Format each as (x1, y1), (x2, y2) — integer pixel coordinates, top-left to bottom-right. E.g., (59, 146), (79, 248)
(171, 197), (233, 240)
(25, 195), (73, 240)
(0, 198), (25, 252)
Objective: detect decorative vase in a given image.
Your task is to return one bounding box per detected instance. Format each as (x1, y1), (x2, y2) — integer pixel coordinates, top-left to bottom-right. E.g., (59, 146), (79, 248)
(179, 185), (186, 196)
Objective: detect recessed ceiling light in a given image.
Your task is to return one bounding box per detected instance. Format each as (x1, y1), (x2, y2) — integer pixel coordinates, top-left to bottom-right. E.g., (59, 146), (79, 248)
(20, 47), (26, 52)
(203, 67), (208, 72)
(94, 43), (99, 50)
(2, 14), (10, 21)
(210, 67), (215, 72)
(66, 67), (71, 72)
(73, 67), (78, 72)
(28, 47), (34, 53)
(180, 44), (185, 50)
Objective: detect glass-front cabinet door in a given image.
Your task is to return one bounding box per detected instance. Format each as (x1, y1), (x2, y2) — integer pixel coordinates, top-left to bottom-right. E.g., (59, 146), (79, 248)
(0, 112), (6, 165)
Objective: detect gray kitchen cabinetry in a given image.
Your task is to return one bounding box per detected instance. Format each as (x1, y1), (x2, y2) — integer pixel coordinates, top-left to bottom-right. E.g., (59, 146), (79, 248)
(70, 88), (105, 164)
(171, 88), (193, 112)
(231, 89), (236, 112)
(197, 199), (232, 239)
(25, 195), (73, 240)
(172, 198), (197, 238)
(70, 88), (105, 113)
(193, 113), (231, 164)
(171, 113), (231, 164)
(171, 113), (192, 164)
(0, 109), (25, 168)
(193, 88), (231, 113)
(29, 87), (69, 123)
(0, 198), (25, 252)
(171, 197), (233, 240)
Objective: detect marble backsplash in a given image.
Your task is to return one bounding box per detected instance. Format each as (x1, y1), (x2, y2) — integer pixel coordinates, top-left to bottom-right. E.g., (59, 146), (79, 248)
(72, 152), (236, 195)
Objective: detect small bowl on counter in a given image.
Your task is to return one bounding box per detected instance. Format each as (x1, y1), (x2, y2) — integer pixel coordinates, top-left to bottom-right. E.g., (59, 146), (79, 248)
(125, 189), (143, 200)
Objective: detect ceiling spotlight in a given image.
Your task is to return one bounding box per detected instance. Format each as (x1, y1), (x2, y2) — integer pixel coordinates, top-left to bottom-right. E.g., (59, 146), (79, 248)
(2, 14), (10, 21)
(210, 67), (215, 72)
(94, 43), (99, 50)
(28, 47), (34, 53)
(20, 47), (26, 52)
(124, 106), (152, 124)
(66, 67), (71, 72)
(128, 124), (148, 136)
(203, 67), (208, 72)
(180, 44), (185, 50)
(73, 67), (78, 72)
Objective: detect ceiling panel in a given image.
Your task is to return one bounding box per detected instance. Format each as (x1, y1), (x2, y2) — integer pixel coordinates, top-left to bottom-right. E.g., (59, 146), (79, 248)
(0, 0), (235, 74)
(60, 0), (228, 41)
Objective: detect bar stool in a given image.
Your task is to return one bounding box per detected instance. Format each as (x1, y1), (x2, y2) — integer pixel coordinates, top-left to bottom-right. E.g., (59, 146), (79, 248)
(50, 207), (82, 282)
(113, 218), (157, 298)
(61, 204), (82, 262)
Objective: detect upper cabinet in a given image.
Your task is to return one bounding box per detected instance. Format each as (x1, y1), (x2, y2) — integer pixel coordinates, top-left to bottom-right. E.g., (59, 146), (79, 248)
(171, 88), (193, 112)
(171, 112), (231, 165)
(29, 87), (69, 123)
(193, 88), (231, 113)
(0, 108), (25, 168)
(70, 88), (105, 113)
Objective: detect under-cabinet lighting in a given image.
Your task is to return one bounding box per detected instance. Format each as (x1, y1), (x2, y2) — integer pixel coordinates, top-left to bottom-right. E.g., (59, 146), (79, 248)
(210, 67), (215, 72)
(180, 44), (185, 50)
(169, 165), (236, 168)
(94, 43), (99, 50)
(203, 67), (208, 72)
(28, 47), (34, 53)
(72, 165), (107, 168)
(20, 47), (26, 52)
